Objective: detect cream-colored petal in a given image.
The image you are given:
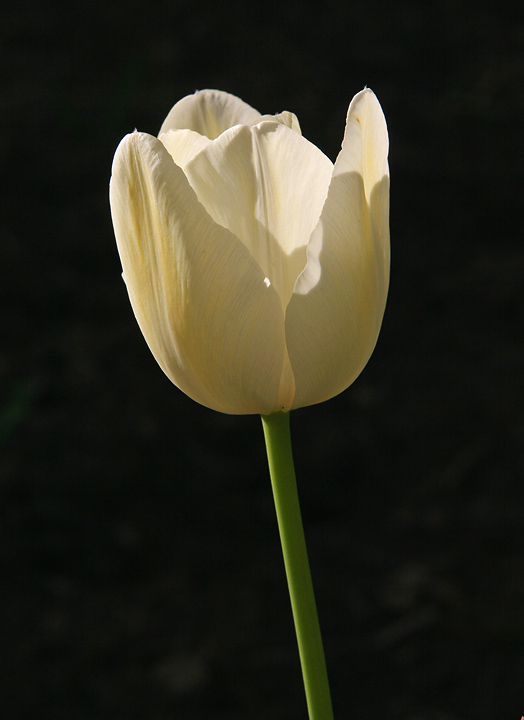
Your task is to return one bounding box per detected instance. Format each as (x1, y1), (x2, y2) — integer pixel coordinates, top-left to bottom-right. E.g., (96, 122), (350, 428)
(182, 121), (333, 309)
(159, 129), (212, 168)
(110, 131), (287, 415)
(256, 111), (302, 134)
(332, 88), (389, 201)
(286, 89), (390, 409)
(159, 89), (261, 139)
(159, 112), (301, 173)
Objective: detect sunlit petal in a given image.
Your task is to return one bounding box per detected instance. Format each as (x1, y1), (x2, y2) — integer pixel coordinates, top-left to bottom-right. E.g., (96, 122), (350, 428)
(332, 88), (389, 202)
(182, 121), (333, 308)
(159, 128), (212, 168)
(110, 131), (286, 414)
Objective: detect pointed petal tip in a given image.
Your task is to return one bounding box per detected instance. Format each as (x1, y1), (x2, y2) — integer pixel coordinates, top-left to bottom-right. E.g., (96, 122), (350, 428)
(333, 87), (389, 192)
(346, 88), (389, 159)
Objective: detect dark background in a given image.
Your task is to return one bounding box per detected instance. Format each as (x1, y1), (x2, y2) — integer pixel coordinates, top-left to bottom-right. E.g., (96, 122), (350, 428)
(2, 1), (524, 718)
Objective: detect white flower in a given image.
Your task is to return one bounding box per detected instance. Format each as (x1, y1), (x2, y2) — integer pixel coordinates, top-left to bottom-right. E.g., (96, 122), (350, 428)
(110, 89), (389, 414)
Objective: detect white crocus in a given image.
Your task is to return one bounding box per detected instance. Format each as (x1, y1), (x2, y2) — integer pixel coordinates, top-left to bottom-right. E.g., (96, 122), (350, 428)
(110, 89), (389, 415)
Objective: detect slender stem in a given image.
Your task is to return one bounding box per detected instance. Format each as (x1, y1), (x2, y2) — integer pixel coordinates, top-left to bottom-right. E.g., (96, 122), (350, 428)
(261, 411), (334, 720)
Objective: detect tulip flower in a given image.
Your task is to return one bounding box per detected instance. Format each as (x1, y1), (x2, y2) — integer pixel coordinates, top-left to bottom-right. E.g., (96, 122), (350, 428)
(110, 88), (389, 720)
(110, 89), (389, 416)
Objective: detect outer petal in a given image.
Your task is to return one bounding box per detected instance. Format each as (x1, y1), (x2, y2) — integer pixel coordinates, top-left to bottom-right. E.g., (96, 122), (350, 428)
(286, 89), (390, 409)
(110, 131), (286, 414)
(159, 89), (261, 139)
(181, 121), (333, 309)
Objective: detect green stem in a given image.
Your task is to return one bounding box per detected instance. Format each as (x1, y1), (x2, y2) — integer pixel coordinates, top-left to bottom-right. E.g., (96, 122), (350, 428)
(261, 411), (334, 720)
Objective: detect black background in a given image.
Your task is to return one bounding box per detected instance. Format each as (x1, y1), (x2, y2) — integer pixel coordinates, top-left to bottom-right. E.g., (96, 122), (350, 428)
(2, 1), (524, 718)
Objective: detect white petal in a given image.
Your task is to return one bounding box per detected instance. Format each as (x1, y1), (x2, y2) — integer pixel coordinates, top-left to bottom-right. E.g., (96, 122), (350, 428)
(286, 89), (390, 409)
(159, 114), (301, 172)
(182, 121), (333, 309)
(332, 88), (389, 200)
(110, 131), (287, 415)
(159, 128), (212, 168)
(256, 111), (302, 134)
(159, 89), (261, 139)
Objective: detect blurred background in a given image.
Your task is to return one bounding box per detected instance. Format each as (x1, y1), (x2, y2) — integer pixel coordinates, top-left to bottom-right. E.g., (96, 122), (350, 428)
(2, 0), (524, 718)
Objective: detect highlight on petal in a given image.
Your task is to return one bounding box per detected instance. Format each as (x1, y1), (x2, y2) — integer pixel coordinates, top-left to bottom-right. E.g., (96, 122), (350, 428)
(287, 88), (390, 410)
(181, 121), (333, 309)
(159, 89), (261, 139)
(109, 131), (287, 414)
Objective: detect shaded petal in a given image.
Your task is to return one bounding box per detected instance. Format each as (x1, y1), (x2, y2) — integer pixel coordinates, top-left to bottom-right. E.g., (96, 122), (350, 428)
(110, 131), (286, 415)
(159, 89), (261, 139)
(286, 89), (390, 409)
(182, 121), (333, 309)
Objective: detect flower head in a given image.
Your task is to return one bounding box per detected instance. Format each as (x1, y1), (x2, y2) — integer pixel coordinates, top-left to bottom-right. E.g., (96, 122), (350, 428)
(110, 89), (389, 414)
